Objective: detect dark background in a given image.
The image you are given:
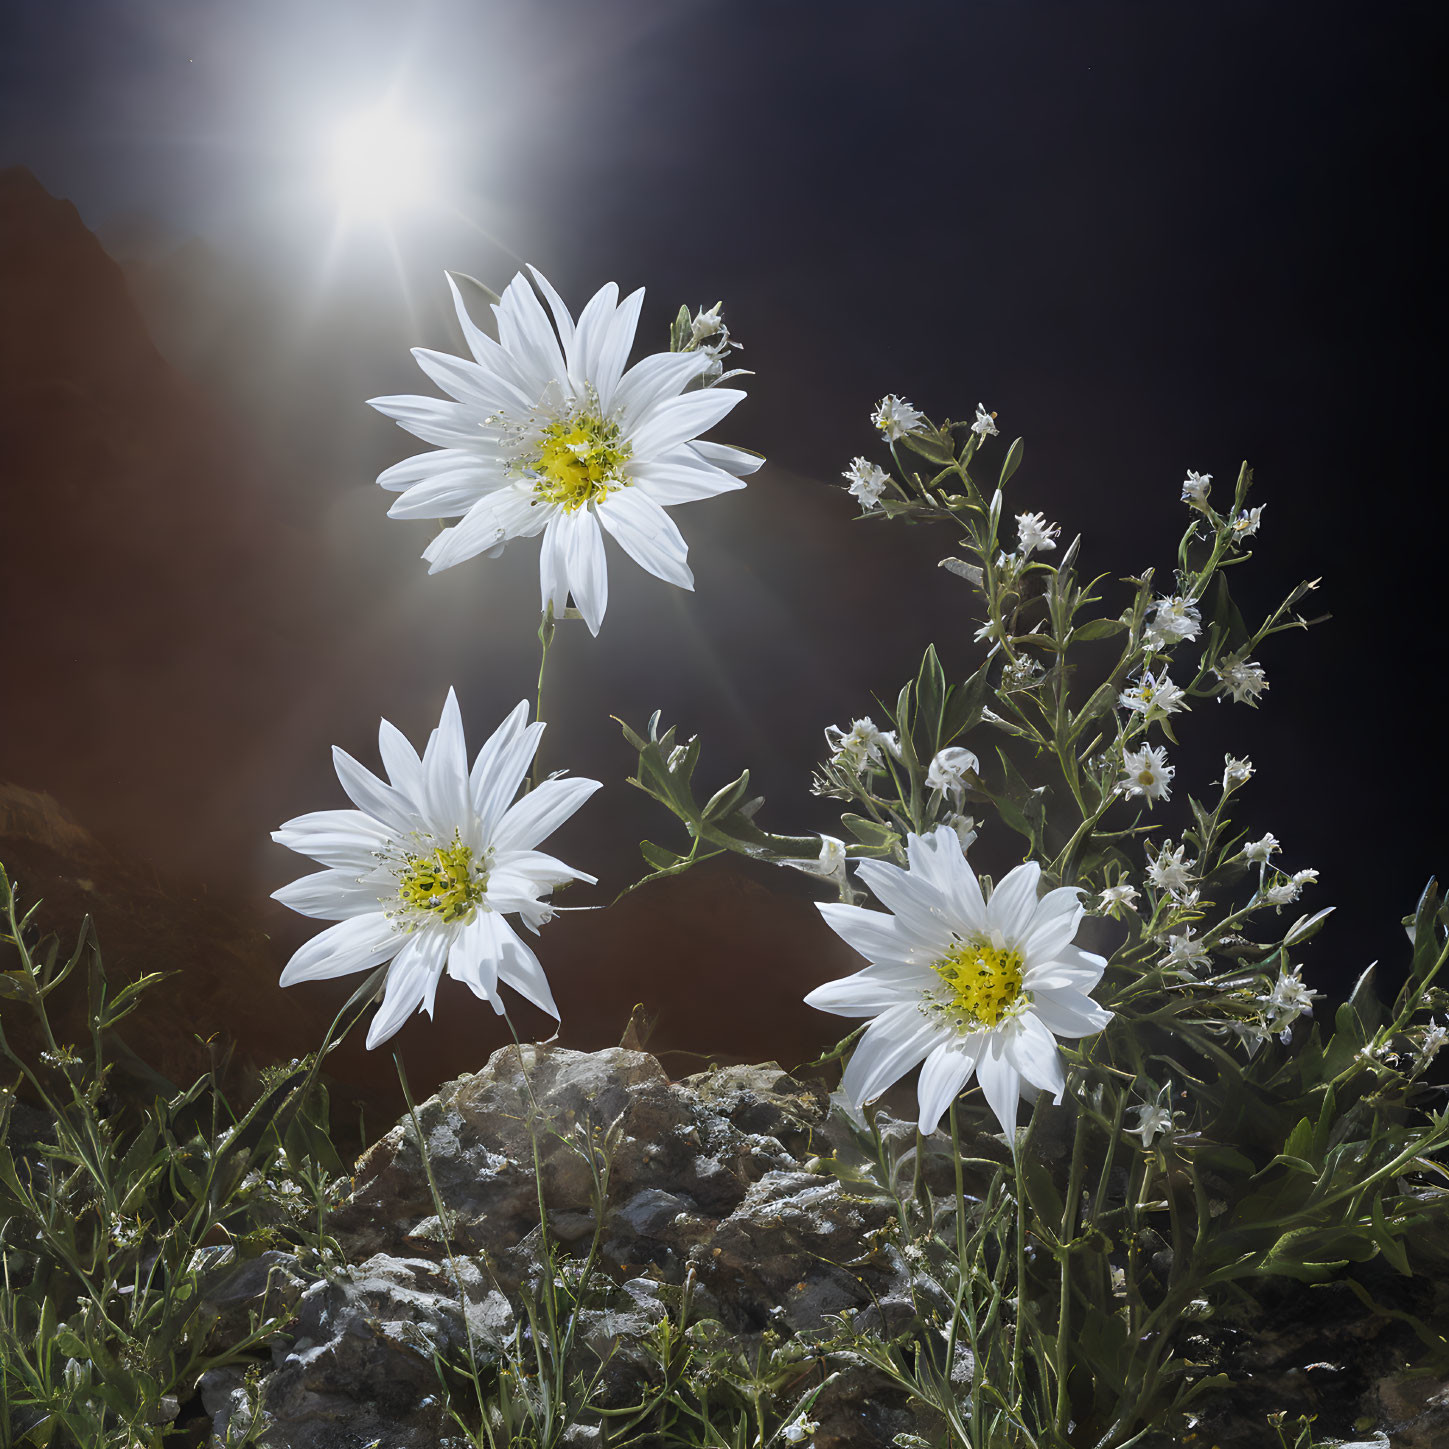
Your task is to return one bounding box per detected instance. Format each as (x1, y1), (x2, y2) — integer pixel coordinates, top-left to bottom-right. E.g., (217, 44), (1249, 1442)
(0, 1), (1443, 1105)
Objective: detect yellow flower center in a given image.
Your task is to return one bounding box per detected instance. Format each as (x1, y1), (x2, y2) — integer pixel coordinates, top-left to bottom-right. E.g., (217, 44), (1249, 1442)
(396, 841), (486, 924)
(530, 415), (630, 511)
(1137, 769), (1156, 787)
(932, 935), (1025, 1028)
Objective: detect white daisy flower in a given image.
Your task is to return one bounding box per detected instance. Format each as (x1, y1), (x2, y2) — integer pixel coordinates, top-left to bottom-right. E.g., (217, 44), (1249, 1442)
(271, 692), (601, 1049)
(1180, 470), (1212, 506)
(842, 456), (890, 511)
(872, 394), (925, 440)
(805, 825), (1112, 1136)
(1146, 842), (1196, 895)
(1214, 657), (1268, 705)
(1129, 1102), (1174, 1148)
(369, 268), (760, 636)
(1143, 595), (1201, 650)
(1162, 928), (1211, 972)
(971, 403), (1000, 438)
(1015, 511), (1060, 557)
(1118, 744), (1174, 806)
(1118, 671), (1188, 719)
(1098, 881), (1140, 917)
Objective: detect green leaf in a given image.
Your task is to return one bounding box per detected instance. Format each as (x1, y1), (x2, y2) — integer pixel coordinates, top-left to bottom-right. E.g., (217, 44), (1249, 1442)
(841, 814), (899, 849)
(914, 645), (947, 753)
(1068, 682), (1120, 742)
(1068, 617), (1127, 645)
(941, 666), (992, 744)
(1372, 1196), (1412, 1276)
(639, 840), (687, 873)
(702, 770), (752, 821)
(998, 437), (1024, 488)
(902, 429), (956, 466)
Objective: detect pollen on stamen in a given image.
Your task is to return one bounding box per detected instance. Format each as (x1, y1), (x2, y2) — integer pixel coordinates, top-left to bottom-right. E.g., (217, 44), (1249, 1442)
(926, 933), (1026, 1030)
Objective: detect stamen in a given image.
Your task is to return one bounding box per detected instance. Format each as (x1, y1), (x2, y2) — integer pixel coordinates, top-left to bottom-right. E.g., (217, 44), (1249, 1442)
(393, 837), (487, 926)
(928, 934), (1026, 1029)
(527, 413), (630, 511)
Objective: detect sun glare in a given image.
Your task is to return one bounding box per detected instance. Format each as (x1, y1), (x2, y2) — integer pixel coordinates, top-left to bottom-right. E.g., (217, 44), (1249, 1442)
(327, 106), (436, 219)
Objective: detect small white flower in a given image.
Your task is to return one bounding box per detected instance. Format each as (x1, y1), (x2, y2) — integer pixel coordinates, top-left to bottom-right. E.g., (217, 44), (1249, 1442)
(944, 813), (979, 852)
(1291, 867), (1319, 889)
(1147, 842), (1197, 895)
(272, 693), (601, 1049)
(1118, 671), (1187, 719)
(1162, 928), (1211, 972)
(1258, 876), (1302, 908)
(1129, 1103), (1174, 1148)
(1261, 964), (1319, 1042)
(1230, 504), (1264, 537)
(1144, 595), (1201, 650)
(1098, 881), (1140, 917)
(1222, 754), (1254, 789)
(688, 302), (731, 351)
(1015, 511), (1060, 557)
(1215, 657), (1268, 705)
(1420, 1018), (1447, 1063)
(781, 1415), (820, 1444)
(779, 836), (850, 894)
(1001, 656), (1045, 691)
(872, 394), (925, 440)
(971, 403), (999, 438)
(1242, 832), (1280, 864)
(926, 746), (980, 804)
(826, 717), (901, 772)
(369, 267), (758, 636)
(806, 826), (1112, 1135)
(1180, 470), (1212, 506)
(843, 456), (890, 511)
(1118, 744), (1174, 806)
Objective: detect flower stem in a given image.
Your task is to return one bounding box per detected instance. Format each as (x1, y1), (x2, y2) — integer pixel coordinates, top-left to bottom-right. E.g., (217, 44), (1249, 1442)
(531, 606), (556, 791)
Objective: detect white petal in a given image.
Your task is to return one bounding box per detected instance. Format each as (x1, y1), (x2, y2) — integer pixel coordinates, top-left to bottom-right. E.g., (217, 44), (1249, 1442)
(565, 280), (620, 391)
(488, 849), (596, 896)
(272, 809), (393, 869)
(852, 860), (957, 953)
(595, 487), (694, 590)
(840, 1002), (941, 1106)
(688, 439), (765, 477)
(272, 868), (382, 920)
(365, 931), (445, 1049)
(446, 912), (504, 1007)
(815, 901), (932, 968)
(626, 386), (747, 460)
(278, 912), (398, 986)
(386, 469), (497, 521)
(538, 512), (571, 615)
(378, 448), (479, 492)
(410, 346), (533, 416)
(1019, 887), (1086, 963)
(494, 271), (569, 398)
(975, 1039), (1024, 1134)
(628, 456), (747, 507)
(1003, 1014), (1066, 1102)
(377, 719), (424, 798)
(332, 747), (418, 834)
(562, 508), (609, 636)
(804, 962), (932, 1018)
(471, 703), (544, 838)
(424, 485), (549, 572)
(916, 1035), (984, 1135)
(1027, 986), (1113, 1038)
(491, 915), (560, 1020)
(905, 826), (987, 930)
(493, 776), (603, 854)
(526, 266), (576, 351)
(612, 350), (711, 423)
(367, 394), (487, 448)
(592, 285), (644, 413)
(419, 688), (471, 831)
(1023, 942), (1108, 992)
(985, 862), (1042, 941)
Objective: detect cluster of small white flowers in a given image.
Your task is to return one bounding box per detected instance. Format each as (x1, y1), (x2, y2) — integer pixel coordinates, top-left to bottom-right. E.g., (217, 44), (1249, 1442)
(926, 746), (979, 804)
(1098, 880), (1141, 917)
(1215, 657), (1268, 705)
(842, 456), (890, 511)
(1222, 754), (1254, 789)
(825, 717), (901, 772)
(1162, 927), (1211, 972)
(872, 394), (925, 440)
(1180, 470), (1212, 506)
(1144, 595), (1202, 651)
(1015, 511), (1060, 557)
(1118, 670), (1187, 719)
(1230, 504), (1264, 537)
(971, 402), (999, 438)
(1147, 841), (1197, 895)
(1119, 743), (1174, 805)
(1000, 655), (1045, 690)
